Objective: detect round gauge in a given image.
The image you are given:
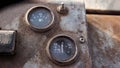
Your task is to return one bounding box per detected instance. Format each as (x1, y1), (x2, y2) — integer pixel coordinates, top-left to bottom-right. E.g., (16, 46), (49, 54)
(47, 35), (78, 65)
(25, 6), (54, 32)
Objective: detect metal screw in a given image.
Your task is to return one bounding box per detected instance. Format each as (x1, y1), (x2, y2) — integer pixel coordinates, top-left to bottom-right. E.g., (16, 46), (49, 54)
(79, 36), (85, 43)
(57, 2), (68, 14)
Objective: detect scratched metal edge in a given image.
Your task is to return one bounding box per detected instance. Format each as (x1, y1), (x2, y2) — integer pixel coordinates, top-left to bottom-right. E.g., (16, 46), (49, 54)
(86, 9), (120, 15)
(0, 30), (16, 55)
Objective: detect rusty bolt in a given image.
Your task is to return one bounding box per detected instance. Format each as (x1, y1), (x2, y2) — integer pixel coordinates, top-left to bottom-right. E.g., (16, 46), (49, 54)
(57, 2), (68, 15)
(79, 36), (85, 43)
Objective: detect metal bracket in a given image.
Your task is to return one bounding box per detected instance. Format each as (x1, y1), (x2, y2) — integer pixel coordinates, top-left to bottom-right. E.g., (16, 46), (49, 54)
(0, 30), (16, 55)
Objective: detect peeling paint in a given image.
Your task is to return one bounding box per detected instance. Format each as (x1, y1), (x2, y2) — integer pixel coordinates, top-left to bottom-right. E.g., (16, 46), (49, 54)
(5, 17), (20, 30)
(23, 52), (53, 68)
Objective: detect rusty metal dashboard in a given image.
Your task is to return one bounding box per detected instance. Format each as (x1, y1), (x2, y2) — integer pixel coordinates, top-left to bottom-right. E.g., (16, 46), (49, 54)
(0, 0), (91, 68)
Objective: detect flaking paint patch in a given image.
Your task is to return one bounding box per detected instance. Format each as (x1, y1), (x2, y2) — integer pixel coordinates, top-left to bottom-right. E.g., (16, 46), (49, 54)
(23, 52), (53, 68)
(23, 52), (41, 68)
(23, 62), (40, 68)
(74, 61), (84, 68)
(96, 27), (114, 50)
(5, 17), (20, 30)
(85, 0), (120, 10)
(80, 44), (88, 54)
(90, 23), (120, 68)
(60, 4), (85, 32)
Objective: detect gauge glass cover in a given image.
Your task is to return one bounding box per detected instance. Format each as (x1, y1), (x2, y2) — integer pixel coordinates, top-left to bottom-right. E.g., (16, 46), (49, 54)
(27, 7), (53, 29)
(49, 36), (76, 62)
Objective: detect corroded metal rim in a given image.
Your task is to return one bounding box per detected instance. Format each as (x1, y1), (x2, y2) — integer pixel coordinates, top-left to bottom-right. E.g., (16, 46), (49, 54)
(46, 34), (78, 65)
(25, 5), (55, 32)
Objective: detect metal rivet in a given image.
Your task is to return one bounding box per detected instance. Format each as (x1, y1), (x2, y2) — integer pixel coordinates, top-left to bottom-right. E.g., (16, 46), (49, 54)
(79, 36), (85, 43)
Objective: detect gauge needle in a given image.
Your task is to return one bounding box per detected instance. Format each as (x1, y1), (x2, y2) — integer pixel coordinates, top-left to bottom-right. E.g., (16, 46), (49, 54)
(61, 42), (64, 53)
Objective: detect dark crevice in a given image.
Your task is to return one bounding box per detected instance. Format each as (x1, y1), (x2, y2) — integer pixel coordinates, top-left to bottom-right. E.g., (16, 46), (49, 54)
(86, 9), (120, 15)
(0, 0), (25, 9)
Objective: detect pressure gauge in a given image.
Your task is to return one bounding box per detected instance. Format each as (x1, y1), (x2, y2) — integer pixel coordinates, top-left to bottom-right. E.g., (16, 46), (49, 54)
(46, 35), (78, 65)
(25, 6), (54, 32)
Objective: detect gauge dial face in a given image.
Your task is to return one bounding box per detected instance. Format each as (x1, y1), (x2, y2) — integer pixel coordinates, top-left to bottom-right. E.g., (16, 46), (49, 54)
(27, 7), (53, 29)
(49, 36), (77, 63)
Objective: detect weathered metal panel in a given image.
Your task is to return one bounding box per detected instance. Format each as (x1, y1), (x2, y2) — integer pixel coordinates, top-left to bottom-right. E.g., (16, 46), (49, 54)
(0, 30), (16, 55)
(29, 0), (120, 11)
(85, 0), (120, 11)
(87, 14), (120, 68)
(0, 0), (91, 68)
(0, 0), (120, 68)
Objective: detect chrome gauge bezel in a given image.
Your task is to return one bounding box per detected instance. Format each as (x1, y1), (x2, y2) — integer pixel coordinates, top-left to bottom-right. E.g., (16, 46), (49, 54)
(46, 34), (78, 65)
(25, 5), (55, 32)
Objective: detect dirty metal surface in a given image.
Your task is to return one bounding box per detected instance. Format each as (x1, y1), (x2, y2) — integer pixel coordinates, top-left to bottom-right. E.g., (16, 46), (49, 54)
(85, 0), (120, 11)
(0, 0), (91, 68)
(87, 14), (120, 68)
(29, 0), (120, 12)
(0, 30), (16, 55)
